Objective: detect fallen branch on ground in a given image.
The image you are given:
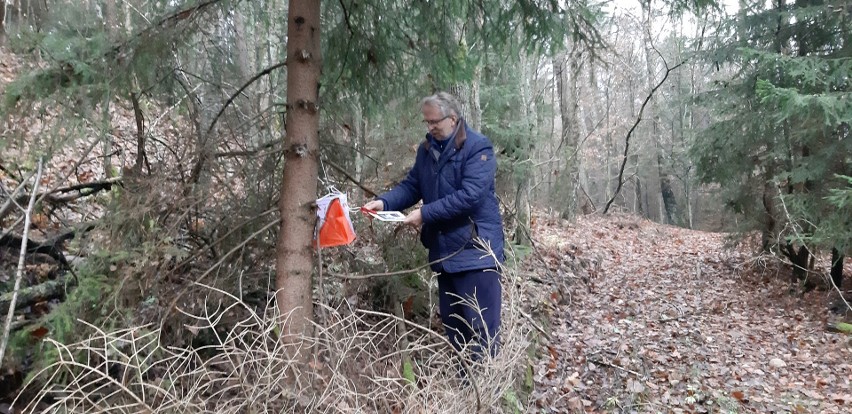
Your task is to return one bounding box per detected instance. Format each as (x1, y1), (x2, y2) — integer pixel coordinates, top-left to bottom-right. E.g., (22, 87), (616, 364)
(588, 357), (644, 378)
(0, 178), (120, 222)
(826, 322), (852, 334)
(0, 276), (73, 311)
(0, 222), (96, 272)
(0, 159), (43, 365)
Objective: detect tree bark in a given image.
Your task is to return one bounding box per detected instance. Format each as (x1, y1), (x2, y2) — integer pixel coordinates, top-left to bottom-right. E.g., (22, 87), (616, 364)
(761, 178), (778, 253)
(642, 4), (679, 225)
(277, 0), (321, 339)
(130, 92), (148, 174)
(633, 169), (644, 216)
(831, 248), (844, 289)
(553, 53), (567, 206)
(783, 243), (814, 288)
(353, 103), (366, 183)
(0, 277), (70, 311)
(0, 0), (6, 42)
(103, 0), (116, 37)
(553, 45), (582, 219)
(513, 52), (534, 245)
(658, 155), (678, 224)
(123, 0), (133, 36)
(469, 65), (483, 131)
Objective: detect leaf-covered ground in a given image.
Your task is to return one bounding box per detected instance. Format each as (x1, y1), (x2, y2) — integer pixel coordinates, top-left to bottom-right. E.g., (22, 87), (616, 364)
(529, 214), (851, 413)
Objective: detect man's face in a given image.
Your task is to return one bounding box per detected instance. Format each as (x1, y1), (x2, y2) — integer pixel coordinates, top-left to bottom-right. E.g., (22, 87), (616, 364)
(422, 104), (456, 140)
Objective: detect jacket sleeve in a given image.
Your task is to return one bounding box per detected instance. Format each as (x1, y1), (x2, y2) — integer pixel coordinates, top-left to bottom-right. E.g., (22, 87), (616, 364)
(377, 149), (424, 211)
(420, 139), (496, 224)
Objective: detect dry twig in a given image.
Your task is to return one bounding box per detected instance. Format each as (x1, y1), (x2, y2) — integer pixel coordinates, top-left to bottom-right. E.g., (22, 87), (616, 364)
(0, 159), (44, 365)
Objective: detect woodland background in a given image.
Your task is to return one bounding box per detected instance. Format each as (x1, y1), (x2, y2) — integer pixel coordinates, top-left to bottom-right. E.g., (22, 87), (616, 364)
(0, 0), (849, 412)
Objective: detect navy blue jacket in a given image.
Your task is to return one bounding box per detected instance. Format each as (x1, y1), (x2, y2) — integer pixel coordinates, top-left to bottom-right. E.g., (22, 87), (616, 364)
(378, 119), (505, 273)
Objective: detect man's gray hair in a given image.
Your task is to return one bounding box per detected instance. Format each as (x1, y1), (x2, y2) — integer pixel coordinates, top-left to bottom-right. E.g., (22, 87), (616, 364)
(420, 92), (463, 118)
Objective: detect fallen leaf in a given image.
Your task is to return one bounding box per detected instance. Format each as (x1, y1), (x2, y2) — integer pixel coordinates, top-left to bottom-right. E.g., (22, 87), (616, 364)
(567, 397), (582, 411)
(402, 295), (414, 317)
(30, 326), (49, 339)
(627, 379), (646, 394)
(184, 325), (200, 336)
(830, 393), (852, 404)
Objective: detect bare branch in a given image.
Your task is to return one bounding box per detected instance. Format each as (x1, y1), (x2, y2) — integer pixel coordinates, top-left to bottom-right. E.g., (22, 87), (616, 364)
(206, 61), (288, 137)
(130, 92), (150, 174)
(322, 157), (378, 198)
(0, 158), (43, 365)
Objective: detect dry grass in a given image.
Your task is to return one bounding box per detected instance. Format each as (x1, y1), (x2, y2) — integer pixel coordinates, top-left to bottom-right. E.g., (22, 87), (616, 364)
(17, 266), (531, 414)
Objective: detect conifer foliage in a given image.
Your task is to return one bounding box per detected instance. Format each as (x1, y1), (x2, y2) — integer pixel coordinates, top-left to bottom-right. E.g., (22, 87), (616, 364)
(692, 0), (851, 285)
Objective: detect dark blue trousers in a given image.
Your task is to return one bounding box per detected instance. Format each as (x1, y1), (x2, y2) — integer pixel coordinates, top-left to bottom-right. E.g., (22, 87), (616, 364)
(437, 268), (501, 361)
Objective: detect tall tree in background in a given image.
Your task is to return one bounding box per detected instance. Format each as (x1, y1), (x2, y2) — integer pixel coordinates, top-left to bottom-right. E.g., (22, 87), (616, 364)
(642, 1), (681, 225)
(0, 0), (6, 42)
(553, 41), (583, 219)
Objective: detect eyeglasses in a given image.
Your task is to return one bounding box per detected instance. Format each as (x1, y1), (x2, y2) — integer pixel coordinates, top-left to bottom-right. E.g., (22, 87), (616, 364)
(422, 115), (450, 126)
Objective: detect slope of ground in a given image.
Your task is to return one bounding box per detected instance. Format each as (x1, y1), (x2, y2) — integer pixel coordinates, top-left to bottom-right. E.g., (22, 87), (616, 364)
(530, 214), (851, 413)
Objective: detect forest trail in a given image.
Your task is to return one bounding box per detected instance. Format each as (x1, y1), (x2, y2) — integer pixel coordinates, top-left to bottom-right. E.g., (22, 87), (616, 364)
(529, 214), (851, 413)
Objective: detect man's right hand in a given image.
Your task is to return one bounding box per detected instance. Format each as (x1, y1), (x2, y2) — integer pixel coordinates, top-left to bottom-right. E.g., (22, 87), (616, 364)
(362, 200), (384, 211)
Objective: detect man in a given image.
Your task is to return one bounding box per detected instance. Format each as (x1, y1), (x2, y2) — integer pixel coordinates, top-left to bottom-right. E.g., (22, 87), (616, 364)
(363, 92), (505, 360)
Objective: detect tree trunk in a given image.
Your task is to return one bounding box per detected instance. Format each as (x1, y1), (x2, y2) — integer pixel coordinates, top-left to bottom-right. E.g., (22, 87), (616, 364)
(0, 0), (6, 43)
(469, 65), (483, 130)
(233, 7), (263, 147)
(553, 53), (568, 209)
(514, 178), (531, 245)
(123, 0), (133, 36)
(658, 154), (678, 224)
(103, 0), (116, 37)
(831, 248), (844, 289)
(353, 103), (365, 183)
(0, 277), (71, 311)
(234, 8), (254, 82)
(784, 243), (814, 289)
(450, 9), (482, 130)
(449, 83), (472, 119)
(513, 51), (534, 245)
(761, 171), (778, 252)
(277, 0), (321, 338)
(565, 46), (582, 218)
(583, 60), (602, 211)
(633, 170), (644, 216)
(604, 74), (614, 207)
(642, 4), (679, 225)
(552, 46), (581, 218)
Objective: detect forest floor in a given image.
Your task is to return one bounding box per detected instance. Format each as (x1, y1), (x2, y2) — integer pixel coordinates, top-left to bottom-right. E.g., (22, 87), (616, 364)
(527, 214), (851, 413)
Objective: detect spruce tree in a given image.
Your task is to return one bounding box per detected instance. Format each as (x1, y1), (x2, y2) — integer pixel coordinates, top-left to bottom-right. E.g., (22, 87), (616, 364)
(692, 0), (851, 286)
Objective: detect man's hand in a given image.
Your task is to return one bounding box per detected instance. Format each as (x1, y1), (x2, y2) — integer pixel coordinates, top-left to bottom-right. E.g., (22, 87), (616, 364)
(404, 208), (423, 227)
(363, 200), (384, 211)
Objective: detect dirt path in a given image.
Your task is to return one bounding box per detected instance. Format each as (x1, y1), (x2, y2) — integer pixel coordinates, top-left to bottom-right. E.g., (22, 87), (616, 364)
(530, 214), (851, 413)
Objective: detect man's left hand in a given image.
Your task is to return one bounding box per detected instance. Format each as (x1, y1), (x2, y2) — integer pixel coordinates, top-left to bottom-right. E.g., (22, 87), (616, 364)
(404, 209), (423, 227)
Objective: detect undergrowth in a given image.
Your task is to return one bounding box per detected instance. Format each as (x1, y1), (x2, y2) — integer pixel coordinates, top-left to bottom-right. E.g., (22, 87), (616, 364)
(16, 263), (534, 414)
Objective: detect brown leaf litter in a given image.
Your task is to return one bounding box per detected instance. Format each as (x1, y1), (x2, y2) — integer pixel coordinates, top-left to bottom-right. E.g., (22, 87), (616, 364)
(529, 213), (850, 413)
